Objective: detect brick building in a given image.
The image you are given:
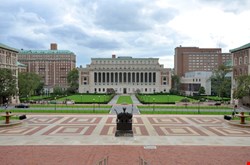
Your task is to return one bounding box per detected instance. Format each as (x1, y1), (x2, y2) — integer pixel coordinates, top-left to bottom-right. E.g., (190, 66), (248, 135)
(174, 46), (231, 77)
(0, 43), (19, 104)
(230, 43), (250, 105)
(174, 46), (231, 95)
(18, 43), (76, 93)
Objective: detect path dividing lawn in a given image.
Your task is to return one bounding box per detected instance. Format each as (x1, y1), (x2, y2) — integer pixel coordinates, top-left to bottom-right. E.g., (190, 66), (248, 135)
(116, 96), (133, 104)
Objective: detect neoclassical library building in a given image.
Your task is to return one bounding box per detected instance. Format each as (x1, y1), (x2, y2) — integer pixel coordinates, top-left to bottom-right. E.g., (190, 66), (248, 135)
(78, 55), (171, 94)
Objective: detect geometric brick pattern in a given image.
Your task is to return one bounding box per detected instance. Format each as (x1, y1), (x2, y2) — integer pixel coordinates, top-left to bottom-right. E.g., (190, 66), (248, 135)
(153, 125), (208, 136)
(187, 117), (224, 124)
(60, 117), (101, 124)
(105, 117), (143, 124)
(148, 117), (188, 124)
(0, 115), (250, 137)
(100, 125), (149, 136)
(203, 126), (250, 137)
(0, 125), (46, 135)
(42, 125), (96, 136)
(26, 116), (64, 124)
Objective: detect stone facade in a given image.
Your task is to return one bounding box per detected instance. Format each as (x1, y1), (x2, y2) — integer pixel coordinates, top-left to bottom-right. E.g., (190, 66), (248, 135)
(78, 55), (171, 94)
(0, 43), (19, 104)
(18, 43), (76, 93)
(230, 43), (250, 105)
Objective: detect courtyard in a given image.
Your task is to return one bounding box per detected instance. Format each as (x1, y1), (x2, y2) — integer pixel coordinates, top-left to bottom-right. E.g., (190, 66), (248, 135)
(0, 114), (250, 164)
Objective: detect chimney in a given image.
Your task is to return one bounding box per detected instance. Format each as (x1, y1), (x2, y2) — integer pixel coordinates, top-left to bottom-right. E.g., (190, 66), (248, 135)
(50, 43), (57, 50)
(112, 54), (116, 59)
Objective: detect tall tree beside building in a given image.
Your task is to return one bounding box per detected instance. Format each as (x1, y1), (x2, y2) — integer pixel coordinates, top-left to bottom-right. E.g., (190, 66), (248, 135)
(18, 72), (42, 97)
(233, 75), (250, 99)
(0, 68), (17, 98)
(170, 74), (180, 94)
(210, 65), (231, 98)
(67, 68), (79, 93)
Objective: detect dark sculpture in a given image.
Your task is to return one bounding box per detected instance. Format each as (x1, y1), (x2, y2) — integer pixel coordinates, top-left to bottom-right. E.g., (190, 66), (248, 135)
(115, 107), (133, 137)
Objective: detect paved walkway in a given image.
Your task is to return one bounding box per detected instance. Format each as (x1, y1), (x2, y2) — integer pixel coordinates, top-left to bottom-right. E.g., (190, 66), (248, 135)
(1, 114), (250, 164)
(1, 114), (250, 146)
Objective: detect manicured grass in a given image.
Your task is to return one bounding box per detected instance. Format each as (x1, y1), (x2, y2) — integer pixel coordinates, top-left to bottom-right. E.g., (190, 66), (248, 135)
(138, 105), (232, 110)
(9, 109), (110, 114)
(0, 116), (19, 120)
(137, 94), (196, 103)
(30, 104), (112, 108)
(116, 96), (133, 104)
(140, 110), (232, 115)
(205, 96), (230, 101)
(58, 94), (112, 103)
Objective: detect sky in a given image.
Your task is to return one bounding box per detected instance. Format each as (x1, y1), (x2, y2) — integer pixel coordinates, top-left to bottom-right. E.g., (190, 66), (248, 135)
(1, 0), (250, 68)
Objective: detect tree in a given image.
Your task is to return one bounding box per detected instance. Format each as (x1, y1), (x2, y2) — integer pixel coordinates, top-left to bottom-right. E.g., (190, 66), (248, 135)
(67, 68), (79, 93)
(233, 75), (250, 99)
(53, 86), (64, 96)
(198, 86), (206, 95)
(35, 82), (44, 95)
(210, 65), (231, 98)
(18, 72), (42, 97)
(170, 74), (180, 94)
(0, 68), (17, 99)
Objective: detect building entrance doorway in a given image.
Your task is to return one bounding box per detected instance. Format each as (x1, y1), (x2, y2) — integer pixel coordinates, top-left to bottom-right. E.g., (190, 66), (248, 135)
(123, 88), (127, 94)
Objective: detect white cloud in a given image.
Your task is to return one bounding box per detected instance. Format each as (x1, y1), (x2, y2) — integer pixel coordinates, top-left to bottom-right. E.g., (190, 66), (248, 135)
(0, 0), (250, 68)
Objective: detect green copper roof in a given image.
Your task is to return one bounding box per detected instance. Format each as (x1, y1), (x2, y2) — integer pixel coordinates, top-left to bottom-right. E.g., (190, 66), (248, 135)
(230, 43), (250, 53)
(19, 50), (74, 55)
(17, 61), (26, 67)
(0, 43), (19, 52)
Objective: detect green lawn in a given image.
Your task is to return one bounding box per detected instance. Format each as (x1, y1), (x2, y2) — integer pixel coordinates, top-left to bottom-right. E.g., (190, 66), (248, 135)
(116, 96), (133, 104)
(205, 96), (230, 101)
(58, 94), (113, 103)
(30, 104), (112, 108)
(9, 109), (110, 114)
(140, 110), (232, 115)
(138, 105), (232, 110)
(138, 94), (196, 103)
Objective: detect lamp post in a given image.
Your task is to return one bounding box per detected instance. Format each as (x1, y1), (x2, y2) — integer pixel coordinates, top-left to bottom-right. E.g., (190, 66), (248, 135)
(198, 100), (200, 114)
(81, 94), (83, 103)
(55, 96), (57, 111)
(93, 98), (95, 113)
(148, 96), (150, 108)
(98, 96), (101, 109)
(153, 98), (155, 112)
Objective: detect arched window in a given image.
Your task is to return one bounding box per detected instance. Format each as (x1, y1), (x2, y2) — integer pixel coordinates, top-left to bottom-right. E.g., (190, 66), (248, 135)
(244, 56), (248, 64)
(239, 57), (242, 65)
(234, 58), (237, 65)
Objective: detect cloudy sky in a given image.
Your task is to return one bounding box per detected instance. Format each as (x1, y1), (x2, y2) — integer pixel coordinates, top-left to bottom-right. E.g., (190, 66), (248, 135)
(1, 0), (250, 68)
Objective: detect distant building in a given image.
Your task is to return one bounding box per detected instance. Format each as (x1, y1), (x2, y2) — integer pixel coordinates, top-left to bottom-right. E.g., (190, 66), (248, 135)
(230, 43), (250, 105)
(180, 71), (212, 96)
(174, 46), (232, 96)
(18, 43), (76, 93)
(78, 55), (171, 94)
(0, 43), (19, 104)
(174, 46), (231, 77)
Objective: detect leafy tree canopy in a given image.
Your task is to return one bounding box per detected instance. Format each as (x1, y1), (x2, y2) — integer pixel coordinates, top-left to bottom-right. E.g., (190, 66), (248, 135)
(210, 65), (231, 98)
(234, 75), (250, 98)
(18, 72), (42, 97)
(67, 68), (79, 93)
(0, 68), (17, 97)
(198, 86), (206, 95)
